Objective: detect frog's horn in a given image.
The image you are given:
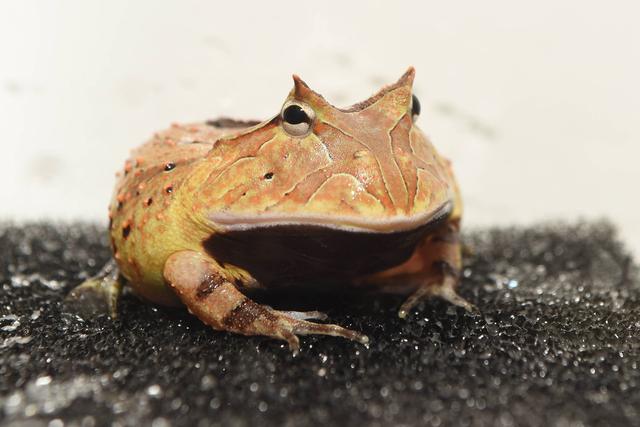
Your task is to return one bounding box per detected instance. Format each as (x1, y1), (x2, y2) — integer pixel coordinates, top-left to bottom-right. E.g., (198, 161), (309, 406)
(291, 74), (331, 109)
(291, 67), (415, 113)
(397, 66), (416, 87)
(343, 67), (415, 113)
(292, 74), (313, 98)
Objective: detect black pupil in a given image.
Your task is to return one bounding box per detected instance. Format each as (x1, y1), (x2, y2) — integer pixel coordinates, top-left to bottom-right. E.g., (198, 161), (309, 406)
(412, 94), (421, 117)
(283, 105), (309, 124)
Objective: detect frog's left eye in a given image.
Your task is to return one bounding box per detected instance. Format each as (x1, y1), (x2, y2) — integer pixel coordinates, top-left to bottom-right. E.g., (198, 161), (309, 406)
(281, 101), (315, 137)
(411, 94), (421, 122)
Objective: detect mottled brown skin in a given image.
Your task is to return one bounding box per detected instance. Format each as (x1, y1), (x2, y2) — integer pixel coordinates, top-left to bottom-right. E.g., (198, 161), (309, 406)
(74, 68), (474, 353)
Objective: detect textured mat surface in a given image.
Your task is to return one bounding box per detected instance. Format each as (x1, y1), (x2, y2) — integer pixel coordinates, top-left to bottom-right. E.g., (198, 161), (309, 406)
(1, 222), (639, 427)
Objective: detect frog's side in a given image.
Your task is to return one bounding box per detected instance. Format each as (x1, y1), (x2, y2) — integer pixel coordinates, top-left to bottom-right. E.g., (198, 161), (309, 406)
(68, 68), (475, 352)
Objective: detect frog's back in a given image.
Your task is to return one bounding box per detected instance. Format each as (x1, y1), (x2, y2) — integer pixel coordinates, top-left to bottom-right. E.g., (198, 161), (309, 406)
(111, 120), (261, 208)
(108, 119), (258, 303)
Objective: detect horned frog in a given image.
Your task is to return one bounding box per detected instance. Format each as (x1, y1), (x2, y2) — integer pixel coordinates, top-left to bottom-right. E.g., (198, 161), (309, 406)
(66, 68), (476, 353)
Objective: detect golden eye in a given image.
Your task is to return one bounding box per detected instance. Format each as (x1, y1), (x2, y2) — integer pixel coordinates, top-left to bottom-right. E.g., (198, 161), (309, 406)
(281, 101), (315, 136)
(411, 94), (421, 122)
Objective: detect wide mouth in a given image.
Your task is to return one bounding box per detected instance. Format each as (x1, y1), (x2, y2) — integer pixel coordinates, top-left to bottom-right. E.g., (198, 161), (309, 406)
(209, 201), (452, 234)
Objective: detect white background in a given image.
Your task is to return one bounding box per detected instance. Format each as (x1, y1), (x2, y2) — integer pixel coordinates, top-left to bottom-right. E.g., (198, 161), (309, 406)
(1, 1), (638, 255)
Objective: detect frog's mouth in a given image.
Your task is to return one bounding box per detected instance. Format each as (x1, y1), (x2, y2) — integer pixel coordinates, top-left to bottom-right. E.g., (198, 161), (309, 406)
(204, 201), (452, 286)
(208, 201), (452, 234)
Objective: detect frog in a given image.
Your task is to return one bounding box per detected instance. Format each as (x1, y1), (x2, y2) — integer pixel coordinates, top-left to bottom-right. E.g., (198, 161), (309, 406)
(66, 67), (476, 353)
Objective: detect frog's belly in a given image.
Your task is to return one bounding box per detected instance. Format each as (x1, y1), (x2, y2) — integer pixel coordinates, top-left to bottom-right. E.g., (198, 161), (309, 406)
(203, 209), (449, 288)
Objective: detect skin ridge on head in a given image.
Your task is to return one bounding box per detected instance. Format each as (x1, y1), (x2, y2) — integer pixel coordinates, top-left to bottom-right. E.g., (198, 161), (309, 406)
(189, 66), (455, 234)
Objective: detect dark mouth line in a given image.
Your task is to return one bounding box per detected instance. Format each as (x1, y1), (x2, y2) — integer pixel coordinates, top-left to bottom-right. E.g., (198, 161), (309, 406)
(209, 201), (452, 234)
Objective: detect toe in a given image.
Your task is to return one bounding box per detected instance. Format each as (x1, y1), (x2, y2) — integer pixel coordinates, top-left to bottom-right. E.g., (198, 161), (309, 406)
(280, 330), (301, 355)
(398, 276), (478, 318)
(283, 310), (329, 321)
(291, 319), (369, 346)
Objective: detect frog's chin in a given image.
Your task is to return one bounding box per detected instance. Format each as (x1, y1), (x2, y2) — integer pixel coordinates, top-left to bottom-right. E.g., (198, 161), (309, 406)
(208, 202), (452, 234)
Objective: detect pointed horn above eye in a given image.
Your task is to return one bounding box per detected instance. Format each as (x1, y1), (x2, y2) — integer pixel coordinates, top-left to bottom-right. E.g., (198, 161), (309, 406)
(397, 66), (416, 87)
(290, 74), (330, 109)
(292, 74), (312, 98)
(337, 67), (416, 113)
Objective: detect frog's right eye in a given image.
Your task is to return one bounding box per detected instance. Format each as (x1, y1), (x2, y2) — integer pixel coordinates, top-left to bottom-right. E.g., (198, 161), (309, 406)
(411, 94), (421, 122)
(281, 101), (315, 137)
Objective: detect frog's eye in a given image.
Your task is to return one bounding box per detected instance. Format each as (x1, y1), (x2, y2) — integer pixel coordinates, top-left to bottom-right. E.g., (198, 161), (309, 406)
(281, 101), (315, 137)
(411, 94), (421, 122)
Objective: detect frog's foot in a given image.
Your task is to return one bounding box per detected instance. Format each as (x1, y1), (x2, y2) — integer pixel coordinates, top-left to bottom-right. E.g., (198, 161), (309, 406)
(398, 273), (478, 319)
(270, 312), (368, 354)
(164, 251), (368, 354)
(360, 219), (478, 318)
(64, 259), (122, 319)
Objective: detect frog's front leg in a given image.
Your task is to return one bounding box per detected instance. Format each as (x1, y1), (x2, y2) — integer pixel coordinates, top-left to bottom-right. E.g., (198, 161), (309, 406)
(361, 220), (477, 318)
(164, 251), (369, 354)
(65, 259), (122, 319)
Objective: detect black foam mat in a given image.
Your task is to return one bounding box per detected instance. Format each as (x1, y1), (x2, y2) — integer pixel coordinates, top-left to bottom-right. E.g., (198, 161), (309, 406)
(1, 222), (638, 426)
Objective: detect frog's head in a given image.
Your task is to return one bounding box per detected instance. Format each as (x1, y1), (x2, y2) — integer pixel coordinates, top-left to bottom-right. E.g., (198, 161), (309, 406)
(202, 67), (453, 233)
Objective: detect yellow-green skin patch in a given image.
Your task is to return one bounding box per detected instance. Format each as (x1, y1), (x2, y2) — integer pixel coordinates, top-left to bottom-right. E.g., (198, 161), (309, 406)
(109, 68), (462, 306)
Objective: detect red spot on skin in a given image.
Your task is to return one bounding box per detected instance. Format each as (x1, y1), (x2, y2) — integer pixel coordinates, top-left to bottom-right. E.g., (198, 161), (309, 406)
(156, 212), (165, 221)
(165, 139), (176, 147)
(134, 169), (143, 177)
(117, 194), (125, 203)
(124, 161), (132, 173)
(135, 156), (145, 167)
(188, 126), (199, 133)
